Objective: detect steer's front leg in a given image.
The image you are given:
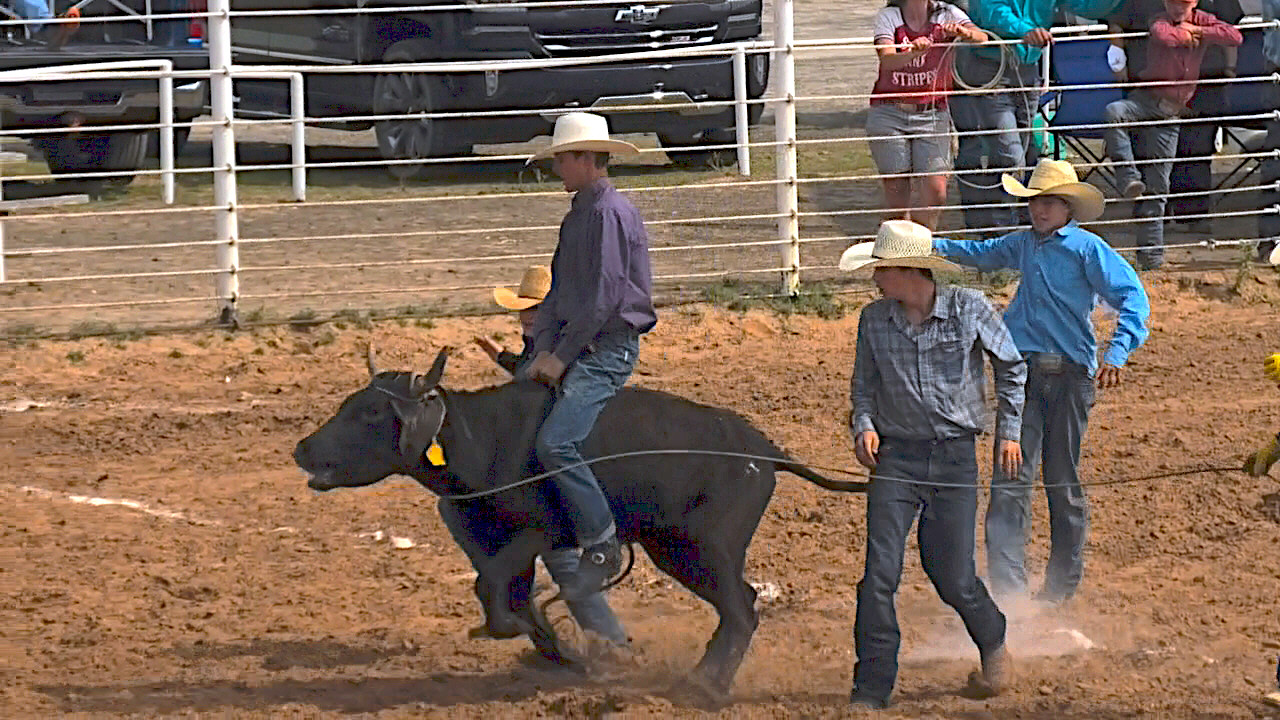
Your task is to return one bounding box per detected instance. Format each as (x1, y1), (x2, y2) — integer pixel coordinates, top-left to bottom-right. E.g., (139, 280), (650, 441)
(474, 531), (583, 670)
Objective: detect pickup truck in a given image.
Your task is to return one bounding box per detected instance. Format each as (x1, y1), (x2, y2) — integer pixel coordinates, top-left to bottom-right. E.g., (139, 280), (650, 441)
(228, 0), (769, 176)
(0, 0), (207, 185)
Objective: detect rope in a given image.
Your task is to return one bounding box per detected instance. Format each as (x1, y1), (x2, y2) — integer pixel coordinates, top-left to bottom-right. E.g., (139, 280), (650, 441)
(438, 448), (1249, 501)
(952, 41), (1009, 93)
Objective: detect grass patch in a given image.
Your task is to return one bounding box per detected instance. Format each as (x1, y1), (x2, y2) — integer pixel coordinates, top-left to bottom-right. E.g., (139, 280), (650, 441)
(3, 322), (43, 339)
(287, 308), (322, 329)
(67, 320), (119, 339)
(1231, 246), (1254, 295)
(66, 350), (85, 363)
(938, 269), (1022, 292)
(699, 279), (847, 319)
(242, 306), (270, 325)
(332, 308), (372, 330)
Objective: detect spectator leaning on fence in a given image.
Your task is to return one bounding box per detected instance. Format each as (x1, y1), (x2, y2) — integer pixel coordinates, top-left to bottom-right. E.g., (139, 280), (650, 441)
(1102, 0), (1241, 271)
(933, 158), (1151, 604)
(868, 0), (987, 231)
(1257, 0), (1280, 263)
(950, 0), (1124, 237)
(844, 219), (1027, 710)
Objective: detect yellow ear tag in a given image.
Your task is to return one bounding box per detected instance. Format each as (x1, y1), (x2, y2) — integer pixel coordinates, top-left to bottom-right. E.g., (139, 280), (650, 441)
(426, 442), (446, 467)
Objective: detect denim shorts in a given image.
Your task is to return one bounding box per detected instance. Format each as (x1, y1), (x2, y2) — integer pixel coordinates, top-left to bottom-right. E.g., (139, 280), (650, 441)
(865, 103), (953, 175)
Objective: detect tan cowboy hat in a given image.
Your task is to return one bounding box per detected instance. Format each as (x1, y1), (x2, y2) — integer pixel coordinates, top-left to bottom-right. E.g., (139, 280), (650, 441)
(838, 219), (960, 273)
(1002, 159), (1105, 222)
(529, 112), (639, 162)
(493, 265), (551, 310)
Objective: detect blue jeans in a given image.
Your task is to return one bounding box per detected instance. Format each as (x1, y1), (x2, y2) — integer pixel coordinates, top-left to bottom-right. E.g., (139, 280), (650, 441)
(986, 355), (1095, 600)
(950, 53), (1041, 236)
(1104, 91), (1182, 269)
(13, 0), (51, 30)
(535, 329), (638, 547)
(437, 498), (628, 645)
(853, 436), (1006, 705)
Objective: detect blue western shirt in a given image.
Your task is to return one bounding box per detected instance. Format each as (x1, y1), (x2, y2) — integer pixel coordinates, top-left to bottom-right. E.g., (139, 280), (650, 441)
(969, 0), (1124, 65)
(934, 221), (1150, 374)
(532, 178), (658, 365)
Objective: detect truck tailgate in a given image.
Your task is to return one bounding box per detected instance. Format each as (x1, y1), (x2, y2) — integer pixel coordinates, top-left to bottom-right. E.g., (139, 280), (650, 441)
(0, 44), (208, 71)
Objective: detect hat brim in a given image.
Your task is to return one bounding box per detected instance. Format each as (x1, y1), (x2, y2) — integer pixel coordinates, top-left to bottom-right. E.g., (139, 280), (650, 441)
(493, 287), (542, 311)
(1001, 174), (1105, 222)
(838, 242), (960, 273)
(528, 138), (640, 162)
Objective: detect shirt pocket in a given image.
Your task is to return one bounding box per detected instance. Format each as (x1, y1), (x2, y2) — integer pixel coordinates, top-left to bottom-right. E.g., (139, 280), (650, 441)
(926, 321), (973, 389)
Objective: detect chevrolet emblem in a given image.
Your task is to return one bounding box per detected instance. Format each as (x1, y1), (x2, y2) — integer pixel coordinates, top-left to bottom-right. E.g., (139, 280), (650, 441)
(615, 4), (663, 24)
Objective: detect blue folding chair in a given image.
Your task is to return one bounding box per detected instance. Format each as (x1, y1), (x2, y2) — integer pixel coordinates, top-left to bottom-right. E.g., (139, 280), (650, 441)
(1045, 35), (1125, 194)
(1217, 27), (1273, 195)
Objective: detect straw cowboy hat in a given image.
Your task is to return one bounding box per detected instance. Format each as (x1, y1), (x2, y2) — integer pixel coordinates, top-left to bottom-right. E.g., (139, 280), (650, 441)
(1001, 159), (1105, 222)
(838, 219), (960, 273)
(493, 265), (552, 310)
(529, 112), (639, 161)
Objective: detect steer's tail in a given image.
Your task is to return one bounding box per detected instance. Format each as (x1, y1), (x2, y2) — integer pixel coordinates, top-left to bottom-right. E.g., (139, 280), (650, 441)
(778, 459), (869, 493)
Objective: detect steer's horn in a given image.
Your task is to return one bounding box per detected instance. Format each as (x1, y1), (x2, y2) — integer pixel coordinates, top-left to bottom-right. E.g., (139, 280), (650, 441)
(366, 343), (379, 378)
(413, 346), (452, 394)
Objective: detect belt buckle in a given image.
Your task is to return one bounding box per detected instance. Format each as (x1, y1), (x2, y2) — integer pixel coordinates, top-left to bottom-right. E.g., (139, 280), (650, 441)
(1036, 353), (1064, 374)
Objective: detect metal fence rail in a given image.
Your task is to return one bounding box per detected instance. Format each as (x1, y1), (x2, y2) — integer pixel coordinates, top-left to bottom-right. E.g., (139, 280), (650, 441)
(0, 2), (1276, 333)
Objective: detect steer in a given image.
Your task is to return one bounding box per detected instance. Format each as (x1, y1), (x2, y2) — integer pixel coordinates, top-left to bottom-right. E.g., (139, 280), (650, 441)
(293, 348), (867, 694)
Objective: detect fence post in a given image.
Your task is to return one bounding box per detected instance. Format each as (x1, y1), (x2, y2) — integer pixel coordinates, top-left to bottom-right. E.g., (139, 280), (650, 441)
(290, 73), (306, 202)
(733, 45), (751, 177)
(160, 71), (175, 205)
(774, 0), (800, 295)
(208, 0), (240, 325)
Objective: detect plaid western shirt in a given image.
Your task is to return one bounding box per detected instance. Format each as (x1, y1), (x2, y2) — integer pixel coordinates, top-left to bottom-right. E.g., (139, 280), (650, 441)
(852, 286), (1027, 443)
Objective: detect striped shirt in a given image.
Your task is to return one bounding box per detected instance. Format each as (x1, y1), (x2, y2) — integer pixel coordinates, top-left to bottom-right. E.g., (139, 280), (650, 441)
(852, 285), (1027, 443)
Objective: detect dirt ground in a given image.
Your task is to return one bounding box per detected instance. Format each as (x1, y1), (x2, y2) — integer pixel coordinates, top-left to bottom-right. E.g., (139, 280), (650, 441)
(2, 269), (1280, 719)
(3, 1), (1280, 717)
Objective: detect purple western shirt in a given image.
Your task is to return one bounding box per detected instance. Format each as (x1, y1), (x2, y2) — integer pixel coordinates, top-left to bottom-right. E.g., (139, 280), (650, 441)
(532, 178), (657, 364)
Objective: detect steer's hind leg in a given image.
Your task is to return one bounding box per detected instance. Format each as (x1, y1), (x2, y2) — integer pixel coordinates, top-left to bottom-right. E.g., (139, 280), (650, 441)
(642, 533), (760, 694)
(644, 473), (773, 694)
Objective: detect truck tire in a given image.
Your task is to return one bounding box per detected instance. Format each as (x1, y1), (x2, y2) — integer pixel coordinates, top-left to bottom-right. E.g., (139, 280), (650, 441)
(146, 126), (192, 159)
(35, 131), (148, 188)
(373, 40), (471, 179)
(659, 129), (738, 169)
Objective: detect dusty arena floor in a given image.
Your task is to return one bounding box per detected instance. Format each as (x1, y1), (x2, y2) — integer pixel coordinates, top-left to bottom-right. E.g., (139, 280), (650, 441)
(2, 270), (1279, 719)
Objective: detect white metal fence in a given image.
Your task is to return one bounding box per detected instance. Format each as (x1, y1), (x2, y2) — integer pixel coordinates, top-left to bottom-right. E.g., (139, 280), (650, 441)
(0, 0), (1276, 334)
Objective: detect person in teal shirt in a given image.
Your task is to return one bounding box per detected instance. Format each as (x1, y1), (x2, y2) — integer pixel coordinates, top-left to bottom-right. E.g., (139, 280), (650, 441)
(934, 158), (1150, 604)
(950, 0), (1124, 236)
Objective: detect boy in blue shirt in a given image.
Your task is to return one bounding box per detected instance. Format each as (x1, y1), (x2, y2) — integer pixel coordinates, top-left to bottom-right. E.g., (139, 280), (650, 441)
(934, 159), (1151, 604)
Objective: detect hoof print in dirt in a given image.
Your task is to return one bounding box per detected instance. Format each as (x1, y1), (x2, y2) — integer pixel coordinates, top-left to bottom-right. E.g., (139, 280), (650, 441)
(1260, 493), (1280, 523)
(665, 675), (730, 710)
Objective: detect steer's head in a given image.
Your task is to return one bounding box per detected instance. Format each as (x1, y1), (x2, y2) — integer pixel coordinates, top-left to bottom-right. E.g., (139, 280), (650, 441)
(294, 346), (450, 492)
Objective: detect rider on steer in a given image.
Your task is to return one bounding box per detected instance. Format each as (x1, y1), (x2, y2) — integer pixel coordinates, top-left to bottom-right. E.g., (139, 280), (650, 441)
(523, 112), (659, 601)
